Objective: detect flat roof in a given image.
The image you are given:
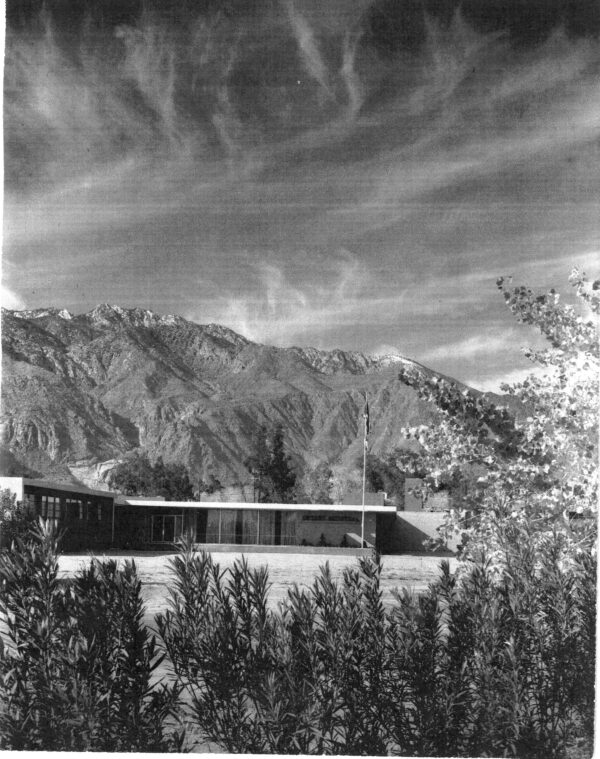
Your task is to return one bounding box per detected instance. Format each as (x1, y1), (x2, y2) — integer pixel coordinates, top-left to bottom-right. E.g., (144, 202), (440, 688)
(118, 498), (396, 514)
(0, 476), (395, 514)
(9, 476), (114, 499)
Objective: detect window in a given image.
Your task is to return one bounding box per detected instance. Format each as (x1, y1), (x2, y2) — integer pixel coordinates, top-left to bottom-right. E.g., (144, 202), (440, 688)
(150, 515), (183, 543)
(97, 503), (102, 521)
(65, 498), (81, 520)
(41, 496), (61, 520)
(24, 493), (37, 516)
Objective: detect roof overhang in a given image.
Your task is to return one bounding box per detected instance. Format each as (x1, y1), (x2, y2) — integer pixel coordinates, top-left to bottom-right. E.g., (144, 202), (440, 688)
(118, 498), (396, 514)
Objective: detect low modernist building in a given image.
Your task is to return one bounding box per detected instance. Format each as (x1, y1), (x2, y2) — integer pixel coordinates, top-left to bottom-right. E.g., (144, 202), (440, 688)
(0, 477), (397, 553)
(0, 476), (115, 551)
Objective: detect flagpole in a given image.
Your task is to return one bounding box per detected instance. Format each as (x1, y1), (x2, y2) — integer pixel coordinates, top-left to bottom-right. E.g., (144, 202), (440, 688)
(361, 432), (366, 547)
(361, 392), (368, 548)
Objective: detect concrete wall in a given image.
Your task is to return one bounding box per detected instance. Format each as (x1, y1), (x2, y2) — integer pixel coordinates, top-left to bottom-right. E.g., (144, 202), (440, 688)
(196, 544), (373, 556)
(388, 511), (458, 554)
(298, 512), (376, 547)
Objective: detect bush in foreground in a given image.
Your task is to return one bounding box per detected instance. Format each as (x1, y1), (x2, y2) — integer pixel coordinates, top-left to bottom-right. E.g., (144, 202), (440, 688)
(159, 535), (595, 757)
(0, 526), (594, 755)
(0, 520), (183, 751)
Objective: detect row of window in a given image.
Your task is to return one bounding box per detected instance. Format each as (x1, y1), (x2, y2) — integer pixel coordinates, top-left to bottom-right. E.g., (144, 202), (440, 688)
(25, 492), (105, 522)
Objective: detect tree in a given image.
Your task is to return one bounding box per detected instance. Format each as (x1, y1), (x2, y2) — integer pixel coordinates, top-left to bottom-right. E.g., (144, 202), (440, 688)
(108, 451), (195, 501)
(303, 462), (335, 504)
(244, 425), (298, 503)
(108, 451), (154, 496)
(0, 489), (35, 547)
(202, 474), (223, 495)
(364, 453), (412, 505)
(270, 426), (298, 502)
(396, 268), (598, 567)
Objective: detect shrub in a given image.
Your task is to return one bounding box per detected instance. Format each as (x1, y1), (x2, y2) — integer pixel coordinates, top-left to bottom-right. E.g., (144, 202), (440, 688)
(0, 520), (183, 751)
(157, 539), (391, 753)
(384, 530), (596, 758)
(159, 537), (594, 756)
(0, 489), (35, 548)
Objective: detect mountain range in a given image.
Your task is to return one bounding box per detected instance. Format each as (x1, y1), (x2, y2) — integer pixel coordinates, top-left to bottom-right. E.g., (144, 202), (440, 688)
(1, 305), (483, 492)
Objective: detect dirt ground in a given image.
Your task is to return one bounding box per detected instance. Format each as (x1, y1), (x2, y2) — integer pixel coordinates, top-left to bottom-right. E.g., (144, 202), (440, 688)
(58, 549), (457, 627)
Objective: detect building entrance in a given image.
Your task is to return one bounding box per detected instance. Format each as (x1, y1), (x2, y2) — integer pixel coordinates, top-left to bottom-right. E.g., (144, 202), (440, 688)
(151, 514), (183, 543)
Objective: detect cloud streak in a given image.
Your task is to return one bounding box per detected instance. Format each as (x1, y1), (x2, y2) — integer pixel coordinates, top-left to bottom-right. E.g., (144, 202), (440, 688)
(191, 254), (408, 347)
(4, 0), (600, 388)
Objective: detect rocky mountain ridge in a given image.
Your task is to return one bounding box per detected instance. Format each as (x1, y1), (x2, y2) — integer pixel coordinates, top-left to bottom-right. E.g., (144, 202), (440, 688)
(1, 305), (459, 491)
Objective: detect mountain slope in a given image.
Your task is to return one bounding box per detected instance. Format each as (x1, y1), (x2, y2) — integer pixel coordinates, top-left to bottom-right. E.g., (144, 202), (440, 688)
(1, 305), (454, 489)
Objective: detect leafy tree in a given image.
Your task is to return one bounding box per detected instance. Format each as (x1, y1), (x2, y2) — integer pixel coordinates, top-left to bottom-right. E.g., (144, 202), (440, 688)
(303, 462), (335, 504)
(108, 451), (154, 496)
(396, 268), (598, 567)
(364, 453), (410, 504)
(244, 426), (271, 502)
(202, 474), (223, 495)
(244, 425), (298, 503)
(0, 489), (35, 547)
(108, 451), (195, 501)
(152, 456), (195, 500)
(270, 426), (298, 502)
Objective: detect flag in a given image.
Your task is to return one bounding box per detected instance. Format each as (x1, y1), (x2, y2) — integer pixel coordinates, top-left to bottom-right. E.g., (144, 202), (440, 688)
(363, 396), (370, 437)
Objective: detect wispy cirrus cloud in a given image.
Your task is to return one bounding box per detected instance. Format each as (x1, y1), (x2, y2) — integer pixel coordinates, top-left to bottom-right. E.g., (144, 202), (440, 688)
(470, 366), (548, 394)
(189, 254), (407, 347)
(4, 0), (600, 388)
(284, 0), (332, 96)
(420, 332), (520, 363)
(0, 283), (27, 311)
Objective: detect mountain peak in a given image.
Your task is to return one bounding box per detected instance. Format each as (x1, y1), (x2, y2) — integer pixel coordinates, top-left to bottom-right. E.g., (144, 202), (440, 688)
(1, 301), (463, 488)
(8, 307), (74, 321)
(86, 304), (186, 329)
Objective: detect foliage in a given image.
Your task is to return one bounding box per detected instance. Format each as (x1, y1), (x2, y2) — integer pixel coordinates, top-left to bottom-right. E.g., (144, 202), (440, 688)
(0, 520), (183, 751)
(385, 532), (595, 758)
(108, 450), (195, 500)
(158, 538), (595, 756)
(244, 425), (298, 503)
(302, 462), (335, 504)
(364, 452), (413, 505)
(157, 538), (391, 754)
(203, 474), (224, 495)
(1, 523), (593, 755)
(395, 269), (598, 565)
(0, 489), (35, 547)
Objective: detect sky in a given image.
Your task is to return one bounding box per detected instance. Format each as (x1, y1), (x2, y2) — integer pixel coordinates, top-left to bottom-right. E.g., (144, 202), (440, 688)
(3, 0), (599, 391)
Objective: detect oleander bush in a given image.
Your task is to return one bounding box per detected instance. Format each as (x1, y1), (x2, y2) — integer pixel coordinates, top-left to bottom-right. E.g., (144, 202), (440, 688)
(0, 520), (183, 751)
(158, 533), (594, 756)
(0, 524), (594, 755)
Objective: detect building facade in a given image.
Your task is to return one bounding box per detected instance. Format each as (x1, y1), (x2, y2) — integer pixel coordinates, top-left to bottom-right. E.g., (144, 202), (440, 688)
(0, 477), (394, 553)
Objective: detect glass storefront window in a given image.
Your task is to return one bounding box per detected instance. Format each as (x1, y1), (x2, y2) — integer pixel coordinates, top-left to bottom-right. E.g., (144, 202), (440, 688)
(259, 510), (277, 545)
(281, 512), (297, 545)
(150, 514), (183, 543)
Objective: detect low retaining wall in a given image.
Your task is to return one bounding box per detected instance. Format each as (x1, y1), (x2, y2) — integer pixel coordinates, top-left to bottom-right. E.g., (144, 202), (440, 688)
(389, 512), (458, 554)
(193, 543), (374, 556)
